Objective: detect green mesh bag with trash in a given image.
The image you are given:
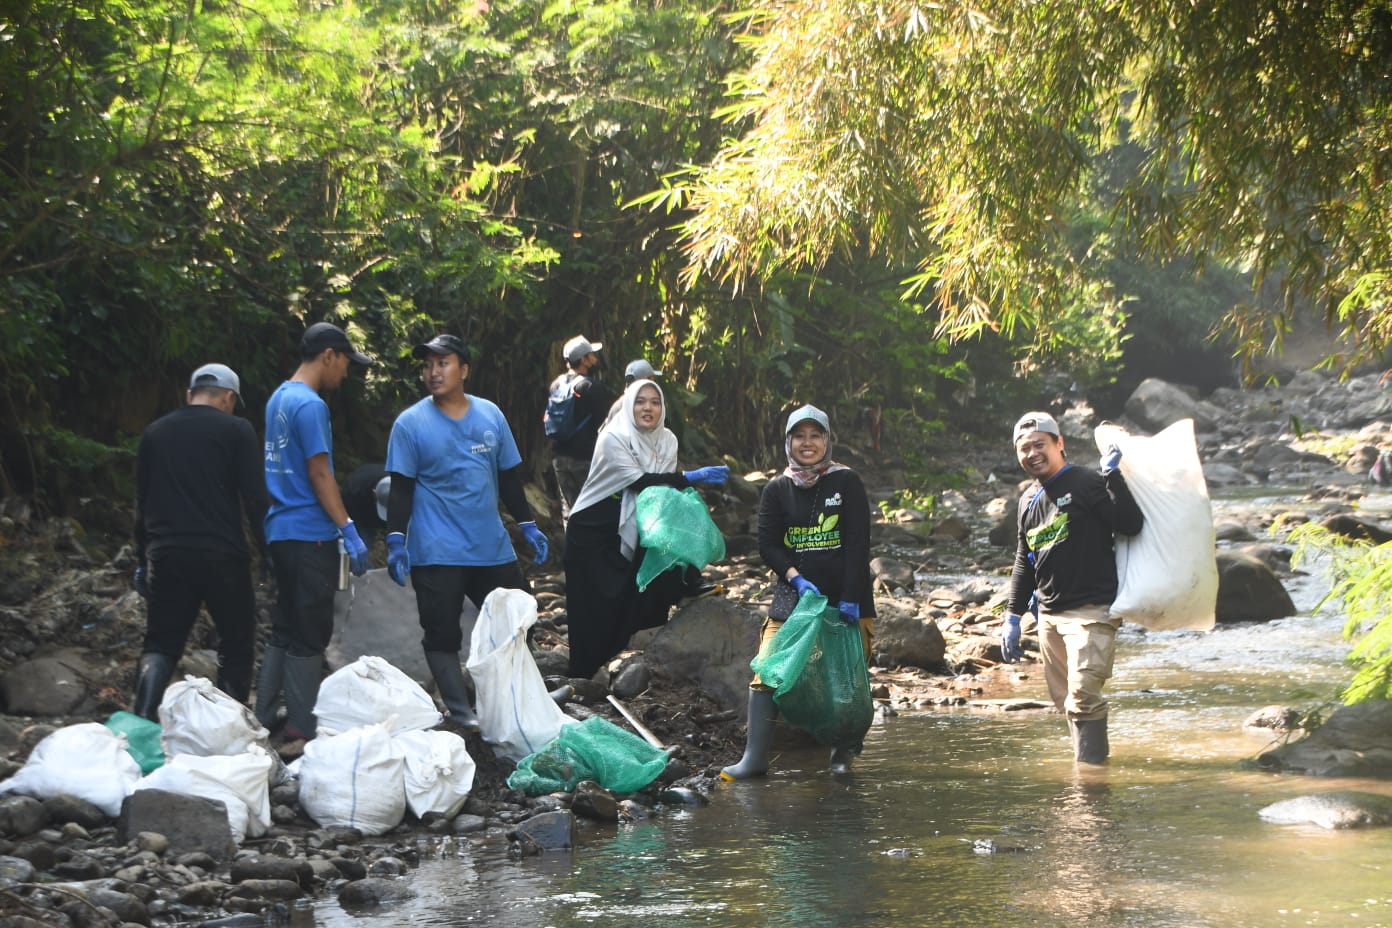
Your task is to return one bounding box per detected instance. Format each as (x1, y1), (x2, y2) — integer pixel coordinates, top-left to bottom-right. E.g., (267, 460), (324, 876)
(749, 594), (873, 752)
(506, 717), (669, 796)
(634, 486), (726, 591)
(104, 710), (165, 774)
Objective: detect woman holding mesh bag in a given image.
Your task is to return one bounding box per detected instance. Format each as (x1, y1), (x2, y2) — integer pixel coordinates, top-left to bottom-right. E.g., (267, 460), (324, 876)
(563, 378), (728, 679)
(722, 405), (875, 779)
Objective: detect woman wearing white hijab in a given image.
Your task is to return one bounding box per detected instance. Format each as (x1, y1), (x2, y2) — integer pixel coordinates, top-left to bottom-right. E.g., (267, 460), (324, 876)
(564, 379), (728, 678)
(722, 404), (875, 779)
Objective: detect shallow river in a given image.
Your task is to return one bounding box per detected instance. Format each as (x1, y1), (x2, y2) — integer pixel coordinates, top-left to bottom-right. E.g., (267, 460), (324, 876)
(311, 493), (1392, 928)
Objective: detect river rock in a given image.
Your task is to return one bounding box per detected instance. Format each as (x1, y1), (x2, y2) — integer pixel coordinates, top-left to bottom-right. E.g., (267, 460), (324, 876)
(645, 597), (759, 715)
(230, 857), (314, 887)
(609, 660), (651, 699)
(871, 598), (946, 670)
(508, 810), (574, 851)
(0, 854), (36, 883)
(930, 515), (971, 542)
(1318, 513), (1392, 544)
(43, 794), (107, 830)
(119, 789), (235, 862)
(0, 795), (48, 837)
(1125, 378), (1221, 432)
(0, 649), (95, 715)
(1258, 791), (1392, 829)
(326, 568), (477, 683)
(338, 876), (416, 906)
(869, 557), (915, 591)
(1257, 700), (1392, 777)
(571, 781), (619, 822)
(87, 885), (149, 923)
(1214, 550), (1296, 623)
(1244, 705), (1302, 731)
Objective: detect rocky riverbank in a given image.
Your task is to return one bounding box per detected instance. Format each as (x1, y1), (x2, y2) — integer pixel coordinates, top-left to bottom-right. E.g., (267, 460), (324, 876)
(0, 369), (1390, 926)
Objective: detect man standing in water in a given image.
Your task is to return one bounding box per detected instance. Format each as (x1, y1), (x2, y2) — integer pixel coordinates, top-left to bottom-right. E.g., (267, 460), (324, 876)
(1000, 411), (1143, 764)
(259, 322), (374, 746)
(382, 334), (549, 731)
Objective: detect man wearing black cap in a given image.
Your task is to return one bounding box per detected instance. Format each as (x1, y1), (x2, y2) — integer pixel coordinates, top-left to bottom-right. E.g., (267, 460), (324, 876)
(382, 334), (549, 731)
(257, 321), (373, 744)
(131, 363), (268, 719)
(1000, 411), (1143, 764)
(546, 334), (613, 524)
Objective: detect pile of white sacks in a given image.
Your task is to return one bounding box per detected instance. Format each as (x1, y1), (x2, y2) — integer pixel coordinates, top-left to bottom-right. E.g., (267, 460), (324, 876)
(0, 589), (575, 839)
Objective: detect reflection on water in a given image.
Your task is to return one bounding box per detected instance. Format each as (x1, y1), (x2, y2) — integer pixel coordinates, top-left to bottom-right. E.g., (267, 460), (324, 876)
(313, 493), (1392, 928)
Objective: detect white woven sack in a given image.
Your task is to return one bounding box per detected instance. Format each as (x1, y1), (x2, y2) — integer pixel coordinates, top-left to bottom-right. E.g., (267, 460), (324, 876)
(395, 729), (476, 819)
(160, 677), (268, 758)
(1095, 419), (1218, 631)
(136, 746), (274, 840)
(466, 588), (576, 762)
(298, 723), (405, 836)
(0, 722), (140, 817)
(314, 655), (442, 737)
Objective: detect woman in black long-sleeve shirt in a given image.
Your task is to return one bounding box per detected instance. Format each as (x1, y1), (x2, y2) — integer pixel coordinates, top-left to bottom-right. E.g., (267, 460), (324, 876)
(563, 379), (727, 678)
(722, 405), (875, 779)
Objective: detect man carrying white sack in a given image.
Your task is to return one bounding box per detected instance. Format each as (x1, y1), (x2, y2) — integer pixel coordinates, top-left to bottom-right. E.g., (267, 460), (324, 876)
(1000, 411), (1144, 764)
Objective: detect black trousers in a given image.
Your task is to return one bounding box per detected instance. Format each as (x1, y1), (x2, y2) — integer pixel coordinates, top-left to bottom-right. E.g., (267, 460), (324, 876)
(267, 539), (339, 657)
(144, 547), (255, 701)
(411, 562), (530, 653)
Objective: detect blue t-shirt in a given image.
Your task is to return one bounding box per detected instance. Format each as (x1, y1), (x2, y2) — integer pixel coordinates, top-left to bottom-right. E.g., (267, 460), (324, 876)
(263, 380), (338, 543)
(386, 395), (523, 567)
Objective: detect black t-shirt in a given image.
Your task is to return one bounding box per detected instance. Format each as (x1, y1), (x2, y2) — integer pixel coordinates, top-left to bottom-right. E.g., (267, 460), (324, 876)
(1008, 465), (1144, 614)
(135, 405), (268, 560)
(757, 469), (876, 620)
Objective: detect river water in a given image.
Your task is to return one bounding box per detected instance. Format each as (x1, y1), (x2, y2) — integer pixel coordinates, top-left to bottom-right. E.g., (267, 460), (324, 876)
(311, 493), (1392, 928)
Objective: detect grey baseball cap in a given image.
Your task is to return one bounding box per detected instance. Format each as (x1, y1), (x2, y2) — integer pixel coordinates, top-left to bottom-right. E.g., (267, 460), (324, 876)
(189, 363), (242, 405)
(785, 404), (830, 435)
(624, 359), (663, 382)
(1012, 411), (1061, 444)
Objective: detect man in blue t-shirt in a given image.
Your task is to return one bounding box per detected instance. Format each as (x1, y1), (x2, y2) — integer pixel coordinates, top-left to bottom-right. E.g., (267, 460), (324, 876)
(383, 334), (549, 731)
(258, 321), (374, 745)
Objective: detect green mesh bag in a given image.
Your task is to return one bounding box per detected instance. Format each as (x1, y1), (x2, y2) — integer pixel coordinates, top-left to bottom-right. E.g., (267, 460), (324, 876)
(749, 594), (873, 752)
(506, 717), (669, 796)
(104, 710), (165, 774)
(634, 486), (726, 591)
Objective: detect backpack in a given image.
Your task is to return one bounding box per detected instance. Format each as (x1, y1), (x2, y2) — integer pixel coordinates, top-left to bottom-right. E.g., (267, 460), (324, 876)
(544, 374), (591, 442)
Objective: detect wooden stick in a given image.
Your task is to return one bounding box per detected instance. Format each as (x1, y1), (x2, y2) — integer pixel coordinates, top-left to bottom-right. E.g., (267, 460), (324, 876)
(607, 695), (666, 751)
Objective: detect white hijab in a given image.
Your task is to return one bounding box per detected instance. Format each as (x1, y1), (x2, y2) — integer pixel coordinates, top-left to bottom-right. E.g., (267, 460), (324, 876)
(570, 379), (679, 558)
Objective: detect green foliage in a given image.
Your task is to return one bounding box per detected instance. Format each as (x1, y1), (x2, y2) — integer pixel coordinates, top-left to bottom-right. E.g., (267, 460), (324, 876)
(1289, 523), (1392, 705)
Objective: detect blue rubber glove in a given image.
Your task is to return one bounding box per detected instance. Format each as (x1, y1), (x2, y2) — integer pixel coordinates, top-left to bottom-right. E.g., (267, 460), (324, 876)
(520, 521), (549, 564)
(838, 600), (860, 624)
(790, 574), (821, 599)
(1100, 443), (1122, 475)
(133, 565), (151, 599)
(340, 520), (370, 576)
(1000, 613), (1023, 663)
(385, 532), (410, 586)
(683, 465), (730, 485)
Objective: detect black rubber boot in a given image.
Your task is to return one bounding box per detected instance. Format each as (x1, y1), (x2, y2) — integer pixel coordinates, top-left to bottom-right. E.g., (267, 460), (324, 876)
(254, 645), (287, 729)
(1074, 717), (1109, 764)
(132, 652), (177, 721)
(549, 684), (573, 705)
(425, 651), (481, 733)
(721, 689), (777, 780)
(282, 653), (323, 740)
(829, 747), (854, 775)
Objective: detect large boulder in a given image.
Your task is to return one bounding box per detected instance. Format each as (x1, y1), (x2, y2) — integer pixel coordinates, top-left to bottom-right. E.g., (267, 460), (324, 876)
(1214, 550), (1296, 623)
(644, 597), (761, 715)
(0, 649), (96, 716)
(118, 789), (235, 862)
(871, 598), (946, 670)
(1125, 378), (1216, 433)
(327, 568), (475, 683)
(1258, 700), (1392, 777)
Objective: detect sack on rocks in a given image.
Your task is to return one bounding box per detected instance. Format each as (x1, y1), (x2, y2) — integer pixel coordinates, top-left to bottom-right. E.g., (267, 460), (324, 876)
(136, 746), (274, 841)
(395, 729), (476, 819)
(160, 677), (268, 758)
(466, 588), (576, 763)
(315, 655), (442, 737)
(507, 716), (668, 796)
(0, 722), (141, 817)
(634, 486), (726, 591)
(298, 723), (405, 836)
(1095, 419), (1218, 631)
(750, 594), (873, 751)
(105, 710), (165, 774)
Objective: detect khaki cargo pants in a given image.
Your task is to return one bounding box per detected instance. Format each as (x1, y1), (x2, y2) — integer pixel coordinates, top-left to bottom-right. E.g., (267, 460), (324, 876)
(1039, 603), (1119, 721)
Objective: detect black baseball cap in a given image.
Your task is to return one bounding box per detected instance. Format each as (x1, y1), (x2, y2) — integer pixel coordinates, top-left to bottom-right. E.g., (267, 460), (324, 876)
(412, 334), (471, 364)
(302, 322), (373, 365)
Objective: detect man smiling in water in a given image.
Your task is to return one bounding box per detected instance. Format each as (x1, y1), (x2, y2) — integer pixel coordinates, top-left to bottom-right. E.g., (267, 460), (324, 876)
(1001, 411), (1143, 764)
